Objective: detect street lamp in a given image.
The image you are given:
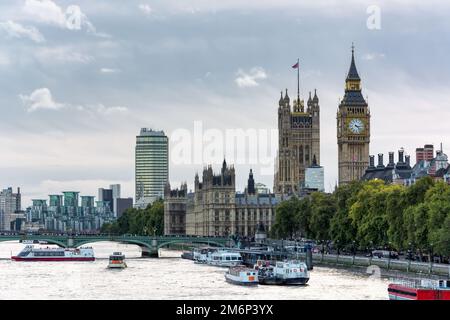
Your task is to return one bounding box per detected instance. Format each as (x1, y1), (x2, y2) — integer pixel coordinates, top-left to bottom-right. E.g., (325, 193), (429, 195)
(352, 240), (356, 265)
(429, 243), (434, 274)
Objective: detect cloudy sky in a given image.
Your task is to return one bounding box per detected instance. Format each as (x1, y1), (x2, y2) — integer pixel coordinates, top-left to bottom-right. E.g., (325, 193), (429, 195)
(1, 0), (450, 207)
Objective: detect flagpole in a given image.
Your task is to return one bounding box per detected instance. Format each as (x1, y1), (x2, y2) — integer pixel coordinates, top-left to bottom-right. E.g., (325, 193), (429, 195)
(297, 58), (300, 111)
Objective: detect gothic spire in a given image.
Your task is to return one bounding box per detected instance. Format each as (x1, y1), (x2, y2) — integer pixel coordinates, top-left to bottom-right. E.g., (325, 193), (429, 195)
(312, 154), (317, 166)
(346, 43), (360, 81)
(284, 88), (290, 103)
(313, 89), (319, 102)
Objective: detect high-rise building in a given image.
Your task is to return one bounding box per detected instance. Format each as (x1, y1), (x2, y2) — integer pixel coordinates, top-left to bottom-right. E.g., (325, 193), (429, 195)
(98, 188), (113, 212)
(0, 187), (21, 231)
(26, 191), (115, 232)
(274, 83), (321, 195)
(109, 184), (121, 215)
(114, 198), (133, 218)
(110, 184), (121, 199)
(135, 128), (169, 208)
(337, 46), (371, 185)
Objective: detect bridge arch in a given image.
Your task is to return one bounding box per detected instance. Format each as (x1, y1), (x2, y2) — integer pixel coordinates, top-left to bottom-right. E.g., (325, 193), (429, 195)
(157, 239), (227, 250)
(73, 239), (153, 251)
(0, 237), (68, 248)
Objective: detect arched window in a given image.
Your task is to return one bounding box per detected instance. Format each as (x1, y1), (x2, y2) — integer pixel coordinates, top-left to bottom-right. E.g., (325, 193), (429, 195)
(299, 145), (304, 164)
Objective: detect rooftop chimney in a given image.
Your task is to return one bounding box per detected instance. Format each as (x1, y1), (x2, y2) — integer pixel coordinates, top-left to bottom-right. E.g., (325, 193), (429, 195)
(369, 155), (375, 168)
(398, 148), (405, 163)
(377, 153), (385, 168)
(388, 152), (395, 167)
(405, 155), (411, 167)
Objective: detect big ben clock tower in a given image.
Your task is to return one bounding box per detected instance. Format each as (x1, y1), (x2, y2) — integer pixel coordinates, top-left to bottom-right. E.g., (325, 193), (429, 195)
(337, 45), (370, 185)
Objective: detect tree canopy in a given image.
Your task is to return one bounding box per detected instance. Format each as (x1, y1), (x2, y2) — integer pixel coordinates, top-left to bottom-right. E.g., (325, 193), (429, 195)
(271, 177), (450, 257)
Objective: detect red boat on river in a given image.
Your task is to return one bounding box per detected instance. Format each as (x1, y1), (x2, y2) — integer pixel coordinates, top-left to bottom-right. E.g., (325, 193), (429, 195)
(388, 279), (450, 300)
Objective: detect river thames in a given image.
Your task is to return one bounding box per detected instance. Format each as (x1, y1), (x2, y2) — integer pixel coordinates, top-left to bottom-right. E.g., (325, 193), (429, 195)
(0, 241), (389, 300)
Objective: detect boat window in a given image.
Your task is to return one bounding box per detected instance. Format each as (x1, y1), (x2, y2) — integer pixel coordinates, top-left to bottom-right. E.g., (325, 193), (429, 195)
(226, 256), (231, 261)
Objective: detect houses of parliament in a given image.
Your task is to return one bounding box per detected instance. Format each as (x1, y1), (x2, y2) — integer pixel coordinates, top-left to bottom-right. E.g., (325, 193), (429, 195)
(164, 46), (371, 237)
(274, 46), (370, 193)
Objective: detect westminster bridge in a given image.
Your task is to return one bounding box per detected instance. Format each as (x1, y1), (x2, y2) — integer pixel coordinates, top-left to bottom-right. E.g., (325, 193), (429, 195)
(0, 233), (231, 257)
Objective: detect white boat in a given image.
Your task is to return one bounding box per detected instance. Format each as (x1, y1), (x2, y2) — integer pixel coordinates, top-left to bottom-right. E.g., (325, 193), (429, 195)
(12, 245), (95, 262)
(254, 260), (309, 285)
(207, 250), (243, 267)
(225, 266), (259, 286)
(193, 247), (215, 264)
(108, 252), (127, 269)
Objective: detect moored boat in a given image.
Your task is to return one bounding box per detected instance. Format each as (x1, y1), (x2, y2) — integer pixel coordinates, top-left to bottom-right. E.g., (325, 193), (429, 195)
(108, 252), (127, 269)
(388, 279), (450, 300)
(11, 245), (95, 262)
(207, 250), (243, 267)
(225, 266), (259, 286)
(254, 259), (309, 285)
(181, 251), (194, 260)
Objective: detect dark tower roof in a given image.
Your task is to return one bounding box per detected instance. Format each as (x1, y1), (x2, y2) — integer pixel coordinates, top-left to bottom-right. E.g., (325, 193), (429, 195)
(222, 158), (227, 173)
(309, 154), (320, 168)
(284, 88), (290, 103)
(279, 91), (284, 106)
(247, 169), (255, 195)
(313, 89), (319, 102)
(341, 44), (367, 106)
(346, 44), (361, 81)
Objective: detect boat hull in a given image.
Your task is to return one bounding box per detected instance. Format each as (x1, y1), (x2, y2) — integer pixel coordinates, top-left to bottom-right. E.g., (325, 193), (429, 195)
(225, 275), (258, 286)
(108, 263), (127, 269)
(11, 256), (95, 262)
(259, 276), (309, 286)
(388, 284), (450, 300)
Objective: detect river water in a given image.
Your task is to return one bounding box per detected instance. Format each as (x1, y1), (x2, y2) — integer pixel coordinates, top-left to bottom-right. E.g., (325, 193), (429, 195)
(0, 241), (390, 300)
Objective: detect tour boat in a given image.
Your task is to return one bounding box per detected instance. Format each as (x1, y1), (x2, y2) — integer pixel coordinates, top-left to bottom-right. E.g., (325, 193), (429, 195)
(225, 266), (259, 286)
(254, 260), (309, 285)
(207, 250), (243, 267)
(11, 245), (95, 262)
(108, 252), (127, 269)
(388, 279), (450, 300)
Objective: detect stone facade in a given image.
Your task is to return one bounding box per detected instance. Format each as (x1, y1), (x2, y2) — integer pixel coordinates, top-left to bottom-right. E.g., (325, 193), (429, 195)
(163, 182), (187, 235)
(337, 47), (370, 185)
(274, 86), (320, 195)
(166, 161), (281, 237)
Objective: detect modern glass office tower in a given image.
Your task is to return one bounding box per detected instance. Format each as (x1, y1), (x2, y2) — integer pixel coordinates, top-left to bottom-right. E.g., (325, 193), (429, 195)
(135, 128), (169, 208)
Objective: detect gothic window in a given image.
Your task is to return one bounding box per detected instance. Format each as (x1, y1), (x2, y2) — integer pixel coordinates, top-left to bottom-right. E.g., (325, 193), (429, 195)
(299, 145), (303, 164)
(305, 145), (310, 163)
(215, 210), (220, 222)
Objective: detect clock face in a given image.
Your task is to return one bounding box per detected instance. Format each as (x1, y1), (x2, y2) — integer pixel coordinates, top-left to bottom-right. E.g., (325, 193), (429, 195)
(349, 118), (364, 134)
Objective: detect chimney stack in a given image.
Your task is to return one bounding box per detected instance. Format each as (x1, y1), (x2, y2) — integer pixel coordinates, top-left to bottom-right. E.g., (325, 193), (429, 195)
(405, 155), (411, 167)
(369, 155), (375, 168)
(377, 153), (384, 168)
(388, 152), (395, 167)
(398, 148), (404, 163)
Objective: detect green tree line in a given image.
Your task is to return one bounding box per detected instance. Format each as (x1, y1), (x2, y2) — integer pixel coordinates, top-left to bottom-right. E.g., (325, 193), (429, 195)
(271, 177), (450, 257)
(101, 199), (164, 236)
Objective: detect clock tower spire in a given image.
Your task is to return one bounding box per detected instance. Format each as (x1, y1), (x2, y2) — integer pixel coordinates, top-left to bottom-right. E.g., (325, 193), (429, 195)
(337, 44), (370, 185)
